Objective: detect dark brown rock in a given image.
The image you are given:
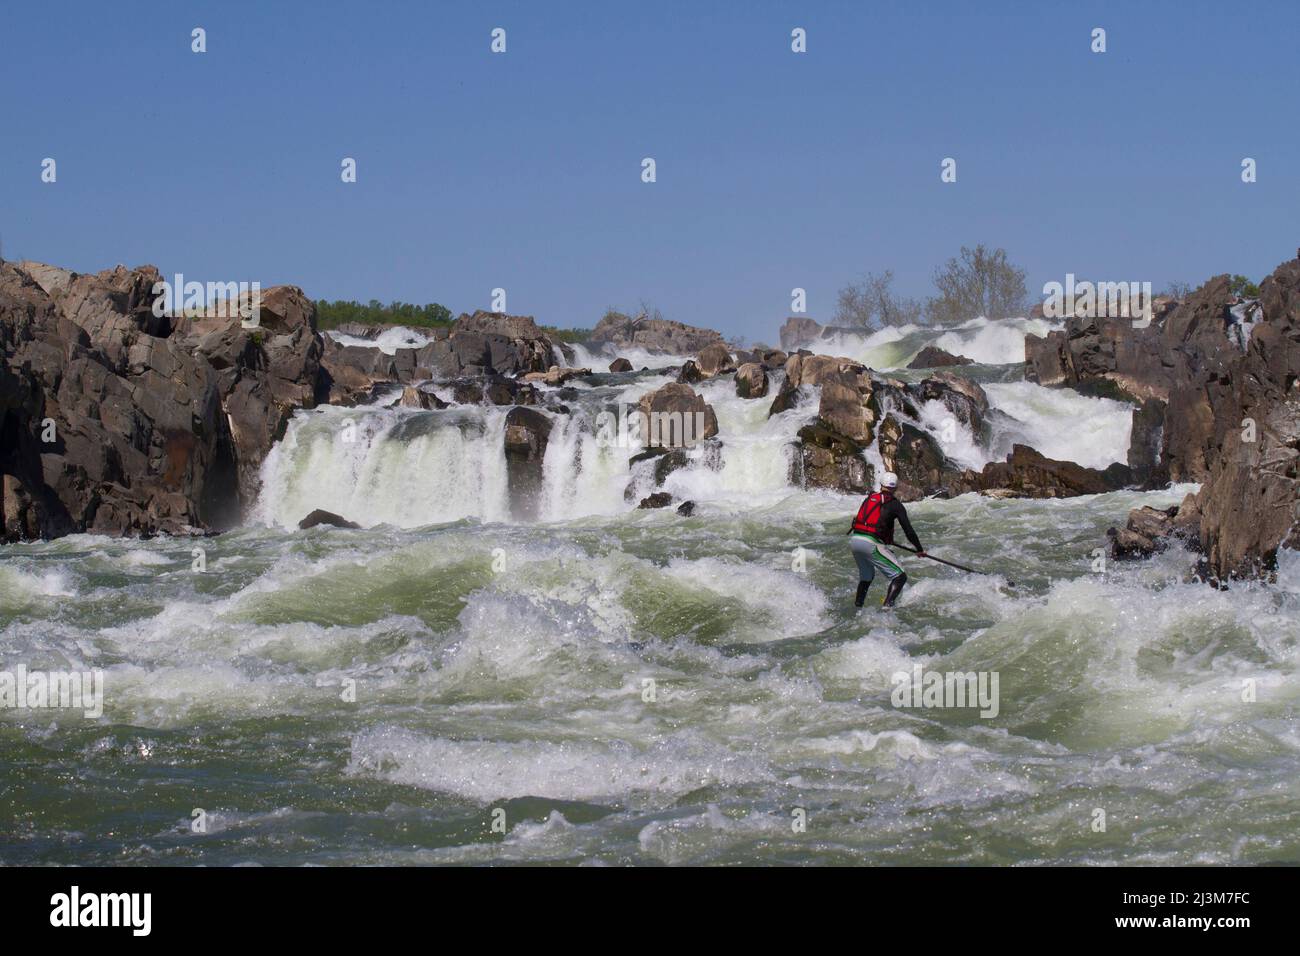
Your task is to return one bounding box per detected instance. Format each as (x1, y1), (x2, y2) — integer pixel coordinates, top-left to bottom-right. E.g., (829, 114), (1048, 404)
(298, 509), (360, 530)
(636, 382), (719, 448)
(503, 406), (553, 520)
(953, 444), (1132, 499)
(907, 346), (974, 369)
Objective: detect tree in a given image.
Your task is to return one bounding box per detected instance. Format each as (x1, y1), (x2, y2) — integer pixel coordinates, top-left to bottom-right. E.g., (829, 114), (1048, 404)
(833, 270), (924, 329)
(1229, 275), (1260, 298)
(926, 244), (1027, 326)
(1162, 280), (1193, 300)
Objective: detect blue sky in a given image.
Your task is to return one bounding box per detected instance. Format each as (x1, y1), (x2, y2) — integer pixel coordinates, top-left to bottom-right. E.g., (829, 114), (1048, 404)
(2, 0), (1297, 340)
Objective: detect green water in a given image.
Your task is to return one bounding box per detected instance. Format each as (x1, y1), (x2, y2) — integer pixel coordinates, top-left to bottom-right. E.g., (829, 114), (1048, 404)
(2, 486), (1297, 865)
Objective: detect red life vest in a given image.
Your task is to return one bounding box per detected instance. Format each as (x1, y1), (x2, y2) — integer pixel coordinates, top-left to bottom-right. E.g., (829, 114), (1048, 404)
(853, 493), (885, 536)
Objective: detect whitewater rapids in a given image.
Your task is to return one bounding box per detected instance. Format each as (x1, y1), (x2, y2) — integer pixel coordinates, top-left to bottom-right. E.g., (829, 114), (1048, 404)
(2, 318), (1297, 865)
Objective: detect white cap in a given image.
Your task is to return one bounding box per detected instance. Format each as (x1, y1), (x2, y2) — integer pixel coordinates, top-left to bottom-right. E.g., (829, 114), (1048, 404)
(880, 471), (898, 489)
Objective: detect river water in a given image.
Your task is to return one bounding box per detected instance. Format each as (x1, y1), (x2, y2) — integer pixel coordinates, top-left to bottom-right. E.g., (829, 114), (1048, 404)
(2, 318), (1297, 865)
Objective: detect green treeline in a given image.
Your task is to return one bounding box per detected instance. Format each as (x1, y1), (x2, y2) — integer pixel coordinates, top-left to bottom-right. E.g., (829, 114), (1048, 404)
(314, 298), (591, 342)
(315, 300), (454, 330)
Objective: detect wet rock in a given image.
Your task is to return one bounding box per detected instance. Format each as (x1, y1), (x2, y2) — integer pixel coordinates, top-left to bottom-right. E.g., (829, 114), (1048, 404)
(399, 385), (448, 410)
(907, 346), (973, 369)
(452, 375), (540, 406)
(297, 509), (360, 530)
(877, 414), (962, 501)
(761, 348), (788, 369)
(1107, 504), (1198, 560)
(608, 357), (633, 373)
(676, 500), (696, 516)
(503, 406), (553, 520)
(677, 360), (703, 384)
(793, 422), (872, 494)
(767, 378), (804, 416)
(522, 365), (591, 386)
(913, 372), (989, 437)
(735, 362), (769, 399)
(638, 491), (674, 509)
(696, 342), (736, 377)
(637, 382), (719, 448)
(1127, 397), (1167, 486)
(954, 444), (1132, 499)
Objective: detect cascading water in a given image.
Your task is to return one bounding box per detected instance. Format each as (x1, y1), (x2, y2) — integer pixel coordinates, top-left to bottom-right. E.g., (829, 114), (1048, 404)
(12, 324), (1297, 868)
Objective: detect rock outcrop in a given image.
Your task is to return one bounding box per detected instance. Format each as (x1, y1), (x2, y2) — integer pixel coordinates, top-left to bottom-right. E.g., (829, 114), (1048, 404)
(779, 316), (823, 351)
(1031, 254), (1300, 581)
(503, 406), (553, 520)
(952, 445), (1132, 499)
(1107, 502), (1199, 560)
(1193, 258), (1300, 581)
(590, 311), (723, 355)
(1, 260), (325, 540)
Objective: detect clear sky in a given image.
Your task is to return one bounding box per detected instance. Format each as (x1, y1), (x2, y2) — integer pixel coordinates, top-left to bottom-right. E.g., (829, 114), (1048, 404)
(3, 0), (1297, 341)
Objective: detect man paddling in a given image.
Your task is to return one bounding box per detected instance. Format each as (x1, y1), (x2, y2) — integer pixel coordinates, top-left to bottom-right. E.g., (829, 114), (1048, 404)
(846, 472), (926, 609)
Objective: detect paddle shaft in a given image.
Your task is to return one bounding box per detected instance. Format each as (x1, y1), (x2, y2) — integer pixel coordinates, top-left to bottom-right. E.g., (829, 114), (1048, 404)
(892, 542), (1000, 579)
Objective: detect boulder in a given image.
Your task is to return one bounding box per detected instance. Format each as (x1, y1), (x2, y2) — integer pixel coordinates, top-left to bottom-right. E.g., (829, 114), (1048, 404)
(638, 492), (674, 509)
(1107, 504), (1197, 560)
(677, 360), (703, 384)
(636, 382), (719, 449)
(298, 509), (360, 530)
(608, 357), (633, 373)
(734, 363), (769, 399)
(696, 342), (736, 377)
(906, 346), (974, 369)
(877, 415), (962, 501)
(767, 378), (804, 416)
(399, 386), (448, 410)
(676, 500), (696, 517)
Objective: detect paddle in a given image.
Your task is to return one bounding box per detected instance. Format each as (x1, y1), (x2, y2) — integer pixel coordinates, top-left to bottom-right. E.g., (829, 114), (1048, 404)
(892, 543), (1015, 586)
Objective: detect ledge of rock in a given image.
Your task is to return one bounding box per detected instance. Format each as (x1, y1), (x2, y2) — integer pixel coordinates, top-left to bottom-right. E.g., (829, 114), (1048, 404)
(590, 311), (723, 354)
